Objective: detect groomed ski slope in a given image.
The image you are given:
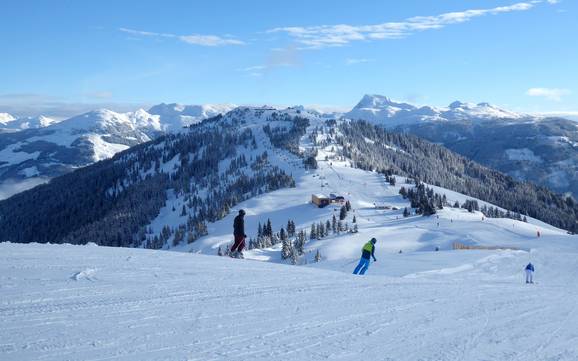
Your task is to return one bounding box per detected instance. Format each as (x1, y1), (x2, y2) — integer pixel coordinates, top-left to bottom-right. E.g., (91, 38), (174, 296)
(2, 237), (578, 361)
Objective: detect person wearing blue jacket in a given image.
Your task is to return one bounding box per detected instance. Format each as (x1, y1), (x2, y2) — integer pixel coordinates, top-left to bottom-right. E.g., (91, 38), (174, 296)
(353, 238), (377, 275)
(525, 262), (535, 284)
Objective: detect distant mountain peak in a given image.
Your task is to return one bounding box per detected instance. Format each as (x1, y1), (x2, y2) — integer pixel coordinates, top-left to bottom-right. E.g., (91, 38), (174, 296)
(448, 100), (467, 109)
(355, 94), (406, 109)
(0, 112), (15, 124)
(346, 94), (526, 125)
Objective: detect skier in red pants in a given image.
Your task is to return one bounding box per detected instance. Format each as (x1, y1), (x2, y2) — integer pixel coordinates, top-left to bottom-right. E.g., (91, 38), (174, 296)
(230, 209), (246, 258)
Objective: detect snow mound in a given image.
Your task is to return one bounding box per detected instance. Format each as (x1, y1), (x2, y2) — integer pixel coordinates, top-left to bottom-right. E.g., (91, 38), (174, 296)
(70, 268), (97, 281)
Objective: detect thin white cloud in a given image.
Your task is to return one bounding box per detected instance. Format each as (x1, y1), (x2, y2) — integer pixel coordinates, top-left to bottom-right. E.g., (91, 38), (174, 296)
(119, 27), (244, 46)
(535, 111), (578, 121)
(239, 65), (267, 72)
(346, 58), (374, 65)
(268, 2), (540, 48)
(526, 87), (571, 101)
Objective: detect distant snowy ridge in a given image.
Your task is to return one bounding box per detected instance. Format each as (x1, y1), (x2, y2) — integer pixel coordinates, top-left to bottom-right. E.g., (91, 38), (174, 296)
(0, 104), (236, 199)
(344, 94), (525, 126)
(0, 114), (59, 130)
(147, 103), (237, 132)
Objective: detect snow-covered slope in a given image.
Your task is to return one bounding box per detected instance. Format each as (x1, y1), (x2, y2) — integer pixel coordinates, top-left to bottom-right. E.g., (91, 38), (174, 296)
(147, 102), (237, 132)
(1, 216), (577, 361)
(178, 128), (569, 262)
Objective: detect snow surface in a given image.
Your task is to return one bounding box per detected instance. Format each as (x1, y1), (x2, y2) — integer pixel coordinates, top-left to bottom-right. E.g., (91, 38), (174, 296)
(2, 229), (578, 361)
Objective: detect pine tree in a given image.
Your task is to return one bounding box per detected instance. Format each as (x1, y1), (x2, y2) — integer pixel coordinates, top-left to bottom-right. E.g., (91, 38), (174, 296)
(181, 205), (187, 216)
(332, 214), (337, 233)
(345, 200), (352, 212)
(290, 246), (299, 265)
(339, 205), (347, 220)
(352, 215), (356, 223)
(314, 249), (322, 262)
(399, 186), (407, 198)
(403, 207), (410, 217)
(353, 223), (358, 233)
(317, 222), (324, 239)
(257, 222), (263, 237)
(281, 238), (292, 259)
(325, 220), (331, 234)
(266, 219), (273, 237)
(310, 223), (317, 240)
(280, 227), (287, 241)
(295, 230), (306, 255)
(217, 246), (223, 256)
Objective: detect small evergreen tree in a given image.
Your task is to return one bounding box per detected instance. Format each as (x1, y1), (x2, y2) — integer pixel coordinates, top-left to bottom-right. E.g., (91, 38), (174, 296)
(310, 223), (317, 240)
(314, 249), (322, 262)
(332, 214), (337, 233)
(281, 238), (292, 259)
(339, 206), (347, 220)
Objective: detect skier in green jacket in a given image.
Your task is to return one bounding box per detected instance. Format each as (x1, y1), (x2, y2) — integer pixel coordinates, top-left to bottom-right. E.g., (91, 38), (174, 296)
(353, 238), (377, 275)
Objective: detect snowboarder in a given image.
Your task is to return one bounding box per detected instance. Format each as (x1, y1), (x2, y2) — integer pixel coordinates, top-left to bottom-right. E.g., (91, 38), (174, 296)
(230, 209), (247, 258)
(525, 262), (535, 284)
(353, 238), (377, 275)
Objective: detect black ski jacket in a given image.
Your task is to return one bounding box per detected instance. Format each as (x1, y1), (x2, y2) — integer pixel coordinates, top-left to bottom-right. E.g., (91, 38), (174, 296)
(234, 215), (245, 236)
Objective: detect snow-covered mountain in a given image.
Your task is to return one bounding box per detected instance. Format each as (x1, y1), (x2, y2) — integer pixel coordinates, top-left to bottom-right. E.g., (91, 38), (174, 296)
(0, 109), (152, 199)
(0, 113), (59, 131)
(345, 94), (525, 126)
(0, 112), (15, 124)
(345, 94), (578, 197)
(147, 103), (237, 132)
(0, 105), (236, 199)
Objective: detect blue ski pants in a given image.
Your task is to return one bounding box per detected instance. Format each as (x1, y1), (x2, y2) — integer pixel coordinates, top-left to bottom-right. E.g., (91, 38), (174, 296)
(353, 258), (370, 275)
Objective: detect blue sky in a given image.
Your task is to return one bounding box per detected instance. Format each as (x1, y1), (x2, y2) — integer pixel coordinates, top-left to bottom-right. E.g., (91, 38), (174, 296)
(0, 0), (576, 117)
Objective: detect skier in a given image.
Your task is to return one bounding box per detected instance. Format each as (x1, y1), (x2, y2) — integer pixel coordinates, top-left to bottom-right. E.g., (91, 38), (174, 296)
(353, 238), (377, 275)
(525, 262), (535, 284)
(230, 209), (247, 258)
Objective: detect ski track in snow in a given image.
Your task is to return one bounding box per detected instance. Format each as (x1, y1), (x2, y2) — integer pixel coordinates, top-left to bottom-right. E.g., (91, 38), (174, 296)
(2, 242), (578, 361)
